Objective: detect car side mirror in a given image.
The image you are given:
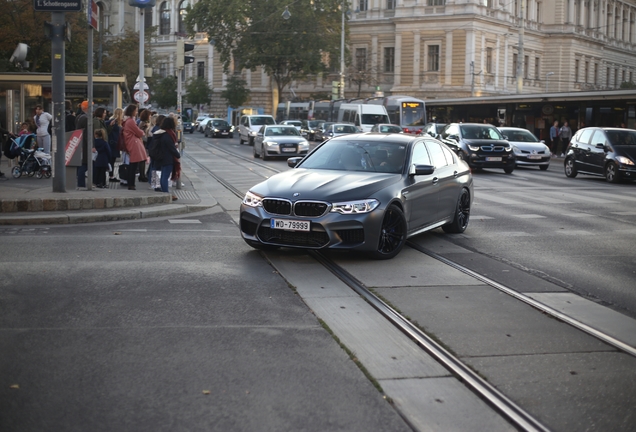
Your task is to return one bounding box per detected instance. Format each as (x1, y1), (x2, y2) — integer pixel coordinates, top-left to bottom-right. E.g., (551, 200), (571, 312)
(409, 164), (435, 176)
(503, 135), (508, 140)
(288, 157), (303, 168)
(595, 143), (605, 149)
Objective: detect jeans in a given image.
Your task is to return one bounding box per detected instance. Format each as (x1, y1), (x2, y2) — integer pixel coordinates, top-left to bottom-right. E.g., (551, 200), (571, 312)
(76, 164), (88, 188)
(160, 164), (173, 193)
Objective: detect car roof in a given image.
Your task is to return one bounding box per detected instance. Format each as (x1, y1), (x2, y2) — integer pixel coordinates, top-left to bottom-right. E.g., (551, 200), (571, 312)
(329, 132), (417, 144)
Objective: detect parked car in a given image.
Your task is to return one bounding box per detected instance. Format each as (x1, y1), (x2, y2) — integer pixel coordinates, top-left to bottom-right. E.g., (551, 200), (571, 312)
(182, 116), (194, 133)
(564, 127), (636, 183)
(240, 133), (473, 259)
(280, 120), (302, 131)
(238, 115), (277, 145)
(204, 118), (234, 138)
(253, 125), (310, 160)
(439, 122), (515, 174)
(370, 123), (404, 133)
(498, 127), (551, 171)
(301, 120), (323, 141)
(322, 123), (359, 139)
(420, 122), (447, 138)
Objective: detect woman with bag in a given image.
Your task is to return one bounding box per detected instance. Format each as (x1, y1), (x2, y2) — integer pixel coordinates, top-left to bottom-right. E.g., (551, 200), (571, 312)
(106, 108), (123, 183)
(152, 116), (181, 200)
(122, 104), (146, 190)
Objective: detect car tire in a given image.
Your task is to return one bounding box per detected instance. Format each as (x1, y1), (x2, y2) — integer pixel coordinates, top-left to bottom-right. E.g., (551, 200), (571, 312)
(540, 165), (549, 171)
(249, 137), (254, 146)
(204, 130), (208, 137)
(239, 136), (245, 145)
(229, 133), (234, 139)
(457, 151), (468, 162)
(253, 144), (260, 158)
(370, 204), (407, 260)
(442, 188), (471, 234)
(564, 157), (578, 178)
(503, 167), (514, 174)
(244, 239), (280, 251)
(262, 148), (270, 161)
(605, 162), (620, 183)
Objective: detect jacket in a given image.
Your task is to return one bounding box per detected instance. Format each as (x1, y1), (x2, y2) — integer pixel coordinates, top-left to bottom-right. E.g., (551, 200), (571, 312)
(122, 117), (147, 163)
(152, 129), (181, 167)
(93, 138), (111, 168)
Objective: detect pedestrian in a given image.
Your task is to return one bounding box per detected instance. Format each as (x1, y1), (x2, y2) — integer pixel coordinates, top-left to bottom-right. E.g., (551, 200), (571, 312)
(121, 104), (146, 190)
(75, 101), (91, 189)
(92, 129), (111, 188)
(65, 100), (76, 132)
(106, 108), (123, 183)
(558, 121), (572, 157)
(151, 116), (181, 200)
(148, 114), (165, 189)
(549, 120), (559, 156)
(137, 109), (152, 182)
(0, 121), (17, 180)
(93, 107), (109, 142)
(18, 122), (31, 136)
(34, 104), (53, 154)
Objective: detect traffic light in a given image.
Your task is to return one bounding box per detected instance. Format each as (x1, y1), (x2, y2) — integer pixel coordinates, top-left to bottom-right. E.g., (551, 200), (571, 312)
(176, 40), (195, 69)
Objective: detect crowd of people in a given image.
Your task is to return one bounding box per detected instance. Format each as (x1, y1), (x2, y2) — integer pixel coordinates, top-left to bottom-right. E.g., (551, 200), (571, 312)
(0, 101), (181, 198)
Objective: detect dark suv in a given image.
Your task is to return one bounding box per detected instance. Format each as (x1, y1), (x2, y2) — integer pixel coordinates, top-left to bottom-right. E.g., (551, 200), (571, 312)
(564, 127), (636, 183)
(439, 123), (515, 173)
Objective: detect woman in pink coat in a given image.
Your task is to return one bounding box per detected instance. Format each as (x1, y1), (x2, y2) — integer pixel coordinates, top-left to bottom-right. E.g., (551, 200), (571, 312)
(122, 104), (147, 190)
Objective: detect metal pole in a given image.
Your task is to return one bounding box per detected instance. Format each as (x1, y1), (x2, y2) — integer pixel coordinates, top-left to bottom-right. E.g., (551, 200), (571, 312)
(51, 12), (66, 192)
(87, 25), (94, 190)
(516, 0), (525, 94)
(139, 8), (145, 108)
(176, 67), (182, 190)
(339, 1), (345, 100)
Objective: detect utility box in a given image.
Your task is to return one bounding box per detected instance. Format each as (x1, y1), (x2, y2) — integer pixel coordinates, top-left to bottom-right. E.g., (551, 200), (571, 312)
(64, 130), (83, 190)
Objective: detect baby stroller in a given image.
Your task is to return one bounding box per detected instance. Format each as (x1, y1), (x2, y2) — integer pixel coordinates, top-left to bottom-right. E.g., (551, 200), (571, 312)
(8, 134), (52, 179)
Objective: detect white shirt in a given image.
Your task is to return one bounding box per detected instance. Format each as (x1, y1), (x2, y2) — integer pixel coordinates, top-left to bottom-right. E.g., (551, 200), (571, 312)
(34, 112), (53, 137)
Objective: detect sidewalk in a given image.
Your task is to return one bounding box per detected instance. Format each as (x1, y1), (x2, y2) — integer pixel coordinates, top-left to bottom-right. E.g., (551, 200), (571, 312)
(0, 158), (215, 225)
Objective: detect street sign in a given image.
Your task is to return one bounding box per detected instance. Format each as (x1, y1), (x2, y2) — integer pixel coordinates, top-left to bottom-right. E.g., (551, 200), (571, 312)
(88, 0), (98, 30)
(133, 90), (149, 103)
(34, 0), (83, 12)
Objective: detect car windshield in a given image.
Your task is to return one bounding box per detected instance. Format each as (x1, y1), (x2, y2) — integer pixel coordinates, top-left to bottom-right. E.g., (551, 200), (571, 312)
(361, 114), (390, 125)
(307, 121), (321, 128)
(265, 127), (300, 136)
(502, 129), (538, 142)
(460, 125), (504, 140)
(380, 125), (403, 133)
(606, 129), (636, 146)
(212, 120), (228, 127)
(299, 139), (406, 174)
(285, 121), (301, 126)
(251, 116), (275, 126)
(334, 125), (358, 134)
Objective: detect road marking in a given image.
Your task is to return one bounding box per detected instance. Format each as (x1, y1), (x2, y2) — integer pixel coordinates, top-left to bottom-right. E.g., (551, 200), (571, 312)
(563, 213), (595, 217)
(556, 230), (594, 235)
(514, 214), (546, 219)
(168, 220), (202, 224)
(611, 211), (636, 216)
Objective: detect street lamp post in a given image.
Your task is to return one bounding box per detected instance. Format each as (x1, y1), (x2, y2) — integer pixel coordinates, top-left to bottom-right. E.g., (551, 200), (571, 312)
(339, 2), (345, 99)
(545, 72), (555, 92)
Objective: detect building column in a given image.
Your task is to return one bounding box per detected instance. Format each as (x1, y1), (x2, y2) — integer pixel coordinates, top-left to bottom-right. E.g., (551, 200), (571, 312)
(503, 33), (509, 91)
(445, 30), (453, 86)
(413, 31), (420, 88)
(208, 44), (214, 90)
(465, 29), (475, 86)
(495, 35), (501, 89)
(568, 0), (575, 23)
(371, 35), (378, 84)
(394, 33), (402, 87)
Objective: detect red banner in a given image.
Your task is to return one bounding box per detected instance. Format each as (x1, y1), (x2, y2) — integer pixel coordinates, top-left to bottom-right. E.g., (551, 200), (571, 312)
(65, 130), (83, 166)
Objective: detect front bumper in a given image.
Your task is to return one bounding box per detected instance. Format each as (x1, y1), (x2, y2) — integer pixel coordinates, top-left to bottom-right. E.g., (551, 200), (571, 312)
(468, 152), (516, 168)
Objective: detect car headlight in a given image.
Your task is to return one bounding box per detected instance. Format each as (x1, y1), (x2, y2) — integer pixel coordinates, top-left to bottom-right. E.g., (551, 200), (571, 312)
(467, 144), (480, 151)
(249, 130), (257, 136)
(264, 141), (278, 147)
(616, 156), (634, 165)
(214, 129), (220, 132)
(331, 199), (380, 214)
(505, 145), (512, 152)
(242, 191), (264, 207)
(512, 145), (520, 153)
(298, 140), (309, 150)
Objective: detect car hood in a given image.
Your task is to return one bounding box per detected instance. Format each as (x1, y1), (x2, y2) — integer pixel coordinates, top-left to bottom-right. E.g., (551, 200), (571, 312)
(508, 140), (548, 152)
(263, 136), (306, 144)
(463, 139), (510, 146)
(250, 169), (401, 202)
(614, 146), (636, 160)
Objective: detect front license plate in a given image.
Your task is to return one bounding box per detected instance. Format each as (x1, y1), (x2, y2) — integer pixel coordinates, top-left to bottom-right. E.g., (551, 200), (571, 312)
(221, 131), (228, 135)
(281, 147), (296, 153)
(270, 219), (310, 231)
(485, 157), (502, 162)
(527, 155), (541, 160)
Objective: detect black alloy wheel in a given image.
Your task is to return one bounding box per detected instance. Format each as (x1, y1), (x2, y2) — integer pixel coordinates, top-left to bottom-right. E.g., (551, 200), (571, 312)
(540, 165), (549, 171)
(564, 157), (578, 178)
(371, 204), (407, 260)
(442, 188), (471, 233)
(504, 166), (514, 174)
(605, 162), (619, 183)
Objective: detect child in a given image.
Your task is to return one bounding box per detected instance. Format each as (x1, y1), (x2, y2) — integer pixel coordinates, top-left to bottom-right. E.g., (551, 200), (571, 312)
(18, 122), (31, 136)
(93, 129), (112, 188)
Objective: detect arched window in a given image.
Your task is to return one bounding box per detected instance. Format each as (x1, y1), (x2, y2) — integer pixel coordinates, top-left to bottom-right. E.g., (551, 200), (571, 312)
(160, 1), (170, 35)
(178, 1), (189, 34)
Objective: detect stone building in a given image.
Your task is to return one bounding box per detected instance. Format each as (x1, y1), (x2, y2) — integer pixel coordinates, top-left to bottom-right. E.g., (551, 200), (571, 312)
(98, 0), (636, 115)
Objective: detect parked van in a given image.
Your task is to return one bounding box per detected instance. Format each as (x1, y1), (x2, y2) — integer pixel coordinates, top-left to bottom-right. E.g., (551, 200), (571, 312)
(238, 115), (276, 145)
(337, 104), (390, 132)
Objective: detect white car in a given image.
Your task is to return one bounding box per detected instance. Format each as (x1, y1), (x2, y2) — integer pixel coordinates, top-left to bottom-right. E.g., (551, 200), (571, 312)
(238, 114), (276, 145)
(280, 120), (302, 131)
(197, 116), (215, 133)
(498, 127), (551, 171)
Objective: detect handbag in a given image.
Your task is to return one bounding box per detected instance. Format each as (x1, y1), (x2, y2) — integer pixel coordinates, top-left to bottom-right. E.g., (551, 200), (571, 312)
(118, 164), (129, 181)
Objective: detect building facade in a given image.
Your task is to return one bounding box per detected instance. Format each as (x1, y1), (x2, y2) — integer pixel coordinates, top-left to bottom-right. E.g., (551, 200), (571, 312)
(98, 0), (636, 116)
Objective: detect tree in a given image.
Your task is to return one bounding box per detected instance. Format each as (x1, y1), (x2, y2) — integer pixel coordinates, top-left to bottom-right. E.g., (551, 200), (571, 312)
(347, 64), (379, 98)
(185, 76), (213, 109)
(221, 75), (251, 108)
(620, 81), (636, 90)
(0, 0), (88, 72)
(185, 0), (343, 106)
(152, 75), (178, 109)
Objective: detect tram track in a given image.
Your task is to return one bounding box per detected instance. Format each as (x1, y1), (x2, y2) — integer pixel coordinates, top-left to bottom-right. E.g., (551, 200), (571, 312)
(183, 141), (635, 431)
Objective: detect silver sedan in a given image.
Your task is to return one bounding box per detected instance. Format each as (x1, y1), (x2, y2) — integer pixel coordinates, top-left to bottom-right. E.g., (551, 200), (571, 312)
(499, 127), (551, 171)
(253, 125), (310, 161)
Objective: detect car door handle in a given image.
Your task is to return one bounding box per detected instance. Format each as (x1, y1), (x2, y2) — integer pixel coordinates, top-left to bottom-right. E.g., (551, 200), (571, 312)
(432, 177), (439, 185)
(454, 171), (459, 178)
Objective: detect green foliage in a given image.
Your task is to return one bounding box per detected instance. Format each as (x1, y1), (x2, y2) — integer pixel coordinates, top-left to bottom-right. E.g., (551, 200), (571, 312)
(152, 75), (178, 109)
(185, 0), (344, 96)
(185, 76), (213, 107)
(620, 81), (636, 89)
(221, 75), (251, 108)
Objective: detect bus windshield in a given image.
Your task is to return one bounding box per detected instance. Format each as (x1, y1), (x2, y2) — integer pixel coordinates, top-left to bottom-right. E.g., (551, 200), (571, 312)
(401, 103), (425, 126)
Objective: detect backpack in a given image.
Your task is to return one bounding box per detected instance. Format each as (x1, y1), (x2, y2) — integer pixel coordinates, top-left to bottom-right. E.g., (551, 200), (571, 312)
(147, 134), (162, 160)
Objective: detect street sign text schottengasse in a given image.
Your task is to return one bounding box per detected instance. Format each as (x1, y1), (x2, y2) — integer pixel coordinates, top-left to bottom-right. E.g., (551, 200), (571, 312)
(34, 0), (83, 12)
